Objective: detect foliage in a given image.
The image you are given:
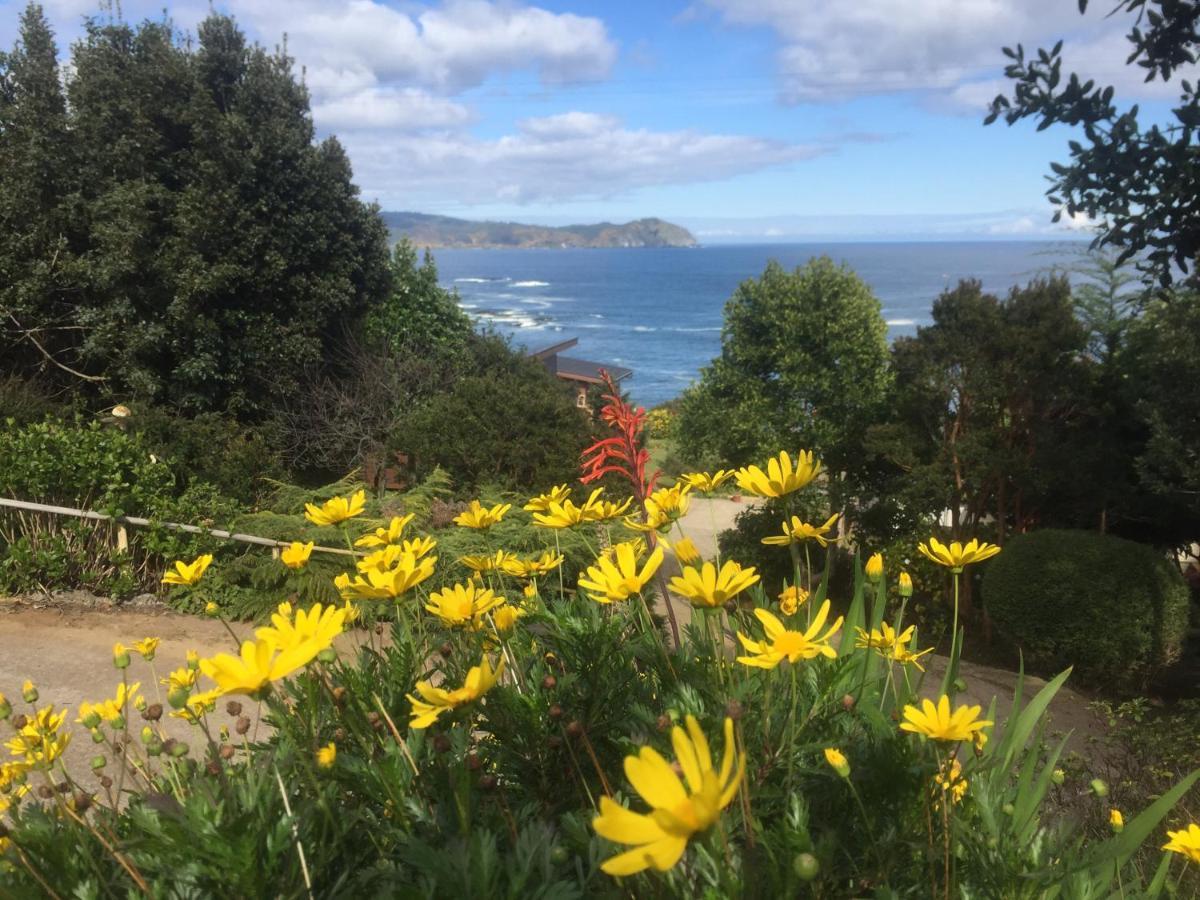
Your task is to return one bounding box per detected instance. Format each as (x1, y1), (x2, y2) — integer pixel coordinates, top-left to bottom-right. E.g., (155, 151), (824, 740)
(0, 419), (241, 596)
(4, 487), (1195, 897)
(0, 5), (390, 417)
(981, 529), (1190, 691)
(363, 238), (474, 358)
(393, 335), (592, 492)
(677, 258), (891, 505)
(986, 0), (1200, 288)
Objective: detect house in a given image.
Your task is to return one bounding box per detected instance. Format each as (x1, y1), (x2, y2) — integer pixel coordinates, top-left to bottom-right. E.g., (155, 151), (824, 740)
(529, 338), (633, 409)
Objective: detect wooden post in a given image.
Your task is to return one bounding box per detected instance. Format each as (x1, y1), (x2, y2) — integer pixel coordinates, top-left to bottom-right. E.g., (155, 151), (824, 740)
(116, 525), (129, 552)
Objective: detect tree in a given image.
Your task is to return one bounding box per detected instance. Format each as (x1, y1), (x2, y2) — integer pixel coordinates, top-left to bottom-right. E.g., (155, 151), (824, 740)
(0, 4), (87, 387)
(0, 5), (391, 418)
(860, 277), (1110, 545)
(676, 257), (891, 507)
(986, 0), (1200, 288)
(363, 238), (473, 357)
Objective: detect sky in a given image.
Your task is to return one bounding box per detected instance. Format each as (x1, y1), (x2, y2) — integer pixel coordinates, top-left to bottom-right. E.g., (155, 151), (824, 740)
(0, 0), (1188, 241)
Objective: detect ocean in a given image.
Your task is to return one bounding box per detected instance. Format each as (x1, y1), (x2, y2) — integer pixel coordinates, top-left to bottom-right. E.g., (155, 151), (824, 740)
(433, 240), (1088, 408)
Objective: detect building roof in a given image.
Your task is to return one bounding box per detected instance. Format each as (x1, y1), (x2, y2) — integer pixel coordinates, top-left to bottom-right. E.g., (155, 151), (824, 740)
(548, 355), (633, 385)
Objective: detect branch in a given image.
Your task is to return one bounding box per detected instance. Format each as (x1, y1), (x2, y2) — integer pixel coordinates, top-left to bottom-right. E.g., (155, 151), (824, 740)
(4, 311), (107, 383)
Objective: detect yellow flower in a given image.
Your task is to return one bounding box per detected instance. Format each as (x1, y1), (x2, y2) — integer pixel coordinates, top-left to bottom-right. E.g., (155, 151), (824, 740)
(578, 544), (665, 604)
(407, 655), (504, 729)
(304, 490), (366, 527)
(204, 601), (219, 616)
(458, 550), (520, 573)
(133, 637), (160, 661)
(336, 553), (437, 600)
(340, 600), (361, 625)
(662, 536), (702, 565)
(581, 489), (634, 522)
(491, 603), (525, 632)
(935, 758), (968, 805)
(736, 601), (842, 668)
(523, 484), (572, 513)
(453, 500), (512, 530)
(186, 650), (200, 670)
(399, 535), (438, 558)
(317, 743), (337, 770)
(678, 470), (734, 493)
(669, 560), (760, 609)
(255, 601), (346, 661)
(5, 706), (70, 766)
(734, 450), (821, 498)
(854, 622), (915, 652)
(112, 642), (130, 668)
(761, 513), (840, 547)
(532, 497), (590, 529)
(162, 666), (199, 692)
(425, 583), (506, 629)
(900, 695), (993, 743)
(162, 554), (214, 586)
(778, 584), (808, 615)
(501, 551), (564, 579)
(523, 582), (538, 600)
(280, 541), (315, 570)
(865, 552), (883, 582)
(824, 747), (850, 778)
(917, 537), (1001, 573)
(1109, 808), (1124, 833)
(170, 688), (221, 723)
(592, 716), (744, 876)
(898, 570), (913, 597)
(354, 514), (416, 548)
(198, 637), (315, 697)
(1163, 823), (1200, 863)
(83, 682), (142, 725)
(891, 643), (935, 671)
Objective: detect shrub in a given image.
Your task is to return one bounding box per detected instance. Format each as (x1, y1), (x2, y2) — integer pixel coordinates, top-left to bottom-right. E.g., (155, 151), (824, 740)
(982, 528), (1190, 691)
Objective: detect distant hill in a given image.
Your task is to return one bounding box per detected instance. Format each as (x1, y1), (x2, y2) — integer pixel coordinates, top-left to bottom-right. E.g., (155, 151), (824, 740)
(383, 211), (698, 249)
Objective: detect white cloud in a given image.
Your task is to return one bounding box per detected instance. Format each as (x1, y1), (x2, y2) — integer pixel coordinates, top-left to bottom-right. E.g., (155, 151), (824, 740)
(702, 0), (1195, 107)
(237, 0), (616, 94)
(339, 111), (821, 206)
(311, 86), (472, 131)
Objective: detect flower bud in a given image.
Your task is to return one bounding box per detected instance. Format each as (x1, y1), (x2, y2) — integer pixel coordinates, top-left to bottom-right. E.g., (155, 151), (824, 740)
(793, 853), (820, 881)
(1090, 778), (1109, 798)
(167, 687), (190, 710)
(541, 675), (557, 691)
(22, 681), (38, 704)
(204, 602), (219, 617)
(140, 726), (155, 745)
(99, 775), (113, 789)
(865, 552), (883, 583)
(1051, 768), (1065, 785)
(143, 703), (163, 722)
(1002, 802), (1014, 816)
(898, 571), (913, 598)
(548, 703), (564, 721)
(225, 700), (243, 717)
(952, 677), (967, 693)
(235, 716), (251, 735)
(90, 729), (105, 744)
(90, 755), (107, 771)
(186, 650), (200, 671)
(80, 706), (102, 730)
(112, 643), (131, 669)
(0, 693), (10, 721)
(318, 648), (337, 664)
(219, 744), (235, 760)
(824, 747), (851, 779)
(73, 792), (92, 814)
(1109, 808), (1124, 833)
(169, 741), (190, 758)
(565, 720), (584, 739)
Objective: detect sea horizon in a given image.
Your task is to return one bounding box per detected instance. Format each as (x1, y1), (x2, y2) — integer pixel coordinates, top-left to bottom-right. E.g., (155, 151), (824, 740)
(434, 239), (1094, 408)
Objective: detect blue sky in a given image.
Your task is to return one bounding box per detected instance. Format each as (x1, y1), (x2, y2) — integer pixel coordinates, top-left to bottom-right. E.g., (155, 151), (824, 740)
(1, 0), (1186, 240)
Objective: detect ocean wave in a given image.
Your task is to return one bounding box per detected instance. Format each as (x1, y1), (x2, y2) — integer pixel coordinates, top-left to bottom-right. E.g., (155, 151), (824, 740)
(633, 325), (656, 332)
(886, 318), (916, 326)
(511, 280), (549, 287)
(454, 276), (509, 284)
(668, 326), (721, 333)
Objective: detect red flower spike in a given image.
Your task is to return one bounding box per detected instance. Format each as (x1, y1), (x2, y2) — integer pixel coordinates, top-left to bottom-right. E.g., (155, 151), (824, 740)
(580, 371), (660, 503)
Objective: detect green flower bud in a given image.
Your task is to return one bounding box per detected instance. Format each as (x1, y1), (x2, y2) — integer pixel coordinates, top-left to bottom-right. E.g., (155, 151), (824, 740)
(1051, 768), (1065, 785)
(318, 647), (337, 664)
(112, 644), (131, 670)
(1002, 802), (1015, 816)
(90, 729), (105, 744)
(21, 681), (38, 704)
(169, 741), (190, 758)
(167, 687), (190, 710)
(793, 852), (820, 882)
(1090, 778), (1109, 798)
(90, 755), (107, 771)
(141, 726), (155, 745)
(0, 694), (10, 720)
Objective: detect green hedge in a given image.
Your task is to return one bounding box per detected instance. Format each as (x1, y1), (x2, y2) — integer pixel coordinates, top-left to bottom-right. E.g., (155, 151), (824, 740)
(981, 528), (1190, 691)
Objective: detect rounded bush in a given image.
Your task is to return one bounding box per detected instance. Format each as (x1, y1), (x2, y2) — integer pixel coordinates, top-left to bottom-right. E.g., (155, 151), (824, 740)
(981, 529), (1190, 691)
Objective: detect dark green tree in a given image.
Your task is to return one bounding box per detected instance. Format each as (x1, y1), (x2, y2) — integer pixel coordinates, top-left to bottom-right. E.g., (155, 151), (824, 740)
(0, 4), (87, 388)
(676, 257), (891, 507)
(986, 0), (1200, 288)
(0, 5), (390, 418)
